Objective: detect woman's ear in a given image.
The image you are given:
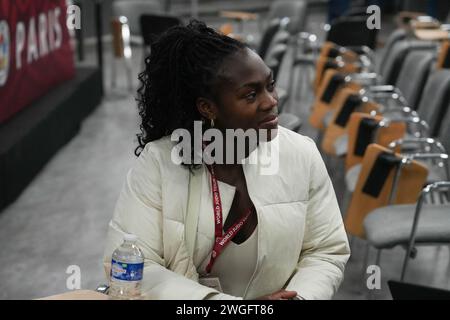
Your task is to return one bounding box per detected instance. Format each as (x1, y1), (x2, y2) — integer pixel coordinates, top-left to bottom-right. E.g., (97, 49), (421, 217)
(196, 97), (218, 121)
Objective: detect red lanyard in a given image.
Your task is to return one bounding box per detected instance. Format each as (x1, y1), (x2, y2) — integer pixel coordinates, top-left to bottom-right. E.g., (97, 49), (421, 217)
(205, 164), (252, 274)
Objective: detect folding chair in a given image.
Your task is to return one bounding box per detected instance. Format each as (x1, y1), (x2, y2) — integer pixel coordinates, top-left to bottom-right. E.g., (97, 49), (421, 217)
(309, 69), (361, 130)
(326, 15), (378, 50)
(265, 39), (302, 132)
(112, 0), (163, 40)
(140, 14), (182, 62)
(436, 40), (450, 69)
(313, 54), (362, 94)
(344, 113), (407, 192)
(388, 101), (450, 185)
(364, 181), (450, 281)
(111, 17), (133, 91)
(344, 143), (429, 238)
(321, 91), (380, 156)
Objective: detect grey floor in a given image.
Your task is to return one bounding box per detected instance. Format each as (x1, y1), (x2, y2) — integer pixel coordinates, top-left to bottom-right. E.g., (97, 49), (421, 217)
(1, 7), (450, 300)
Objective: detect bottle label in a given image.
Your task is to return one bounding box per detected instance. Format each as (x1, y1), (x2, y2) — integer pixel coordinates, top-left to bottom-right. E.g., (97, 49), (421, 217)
(111, 259), (144, 281)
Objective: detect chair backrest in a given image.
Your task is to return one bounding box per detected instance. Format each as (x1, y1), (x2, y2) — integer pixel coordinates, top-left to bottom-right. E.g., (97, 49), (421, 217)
(313, 42), (361, 92)
(401, 0), (428, 12)
(140, 14), (182, 47)
(112, 0), (163, 35)
(111, 17), (130, 58)
(258, 18), (282, 60)
(319, 42), (360, 63)
(313, 57), (338, 93)
(344, 6), (371, 18)
(345, 143), (428, 238)
(438, 102), (450, 152)
(321, 90), (380, 156)
(403, 0), (450, 21)
(266, 0), (308, 34)
(379, 40), (409, 84)
(313, 56), (361, 94)
(436, 40), (450, 69)
(380, 40), (436, 85)
(345, 113), (406, 171)
(377, 28), (407, 72)
(416, 69), (450, 136)
(395, 51), (434, 107)
(309, 69), (362, 130)
(265, 29), (290, 58)
(265, 43), (288, 81)
(326, 16), (378, 49)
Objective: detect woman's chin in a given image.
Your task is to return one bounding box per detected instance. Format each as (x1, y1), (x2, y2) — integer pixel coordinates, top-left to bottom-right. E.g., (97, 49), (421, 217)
(258, 116), (279, 131)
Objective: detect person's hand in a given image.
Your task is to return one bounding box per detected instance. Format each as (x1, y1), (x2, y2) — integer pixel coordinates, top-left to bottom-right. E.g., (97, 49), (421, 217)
(255, 289), (298, 300)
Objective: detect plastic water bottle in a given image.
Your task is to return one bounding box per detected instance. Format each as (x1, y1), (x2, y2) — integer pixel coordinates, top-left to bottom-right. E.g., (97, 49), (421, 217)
(109, 234), (144, 300)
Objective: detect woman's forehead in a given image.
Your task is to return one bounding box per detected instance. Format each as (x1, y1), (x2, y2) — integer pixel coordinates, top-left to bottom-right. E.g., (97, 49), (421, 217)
(218, 48), (271, 87)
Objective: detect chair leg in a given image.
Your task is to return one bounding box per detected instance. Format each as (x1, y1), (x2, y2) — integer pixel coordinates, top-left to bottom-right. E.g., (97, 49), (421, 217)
(361, 242), (370, 281)
(294, 64), (301, 101)
(322, 150), (331, 169)
(342, 188), (352, 220)
(438, 191), (447, 204)
(401, 192), (427, 281)
(141, 45), (150, 72)
(316, 129), (325, 149)
(367, 249), (382, 300)
(349, 234), (355, 251)
(111, 58), (117, 89)
(400, 252), (409, 282)
(288, 55), (296, 108)
(125, 57), (133, 93)
(306, 65), (312, 102)
(446, 245), (450, 277)
(375, 249), (382, 267)
(306, 64), (314, 103)
(295, 63), (304, 102)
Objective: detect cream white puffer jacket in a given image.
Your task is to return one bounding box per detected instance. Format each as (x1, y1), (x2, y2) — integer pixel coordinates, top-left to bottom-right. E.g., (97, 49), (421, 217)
(103, 126), (350, 300)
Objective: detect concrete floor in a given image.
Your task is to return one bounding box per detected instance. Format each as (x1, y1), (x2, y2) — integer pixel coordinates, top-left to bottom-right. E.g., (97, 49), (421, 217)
(1, 6), (450, 300)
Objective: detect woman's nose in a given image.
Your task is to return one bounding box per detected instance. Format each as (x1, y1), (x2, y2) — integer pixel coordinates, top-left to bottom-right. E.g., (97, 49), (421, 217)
(260, 90), (278, 111)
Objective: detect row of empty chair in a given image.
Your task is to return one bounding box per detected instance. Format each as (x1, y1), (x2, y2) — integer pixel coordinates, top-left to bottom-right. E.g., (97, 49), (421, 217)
(305, 17), (450, 286)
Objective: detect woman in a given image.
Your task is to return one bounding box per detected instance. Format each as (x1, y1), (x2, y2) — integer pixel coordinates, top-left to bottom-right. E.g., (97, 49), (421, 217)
(103, 21), (350, 300)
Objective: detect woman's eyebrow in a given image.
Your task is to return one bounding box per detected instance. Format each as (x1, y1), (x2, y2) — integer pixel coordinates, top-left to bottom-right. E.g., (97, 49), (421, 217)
(236, 71), (274, 91)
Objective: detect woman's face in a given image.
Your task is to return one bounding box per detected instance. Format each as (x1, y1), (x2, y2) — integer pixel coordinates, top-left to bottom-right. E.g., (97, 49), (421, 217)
(211, 48), (279, 140)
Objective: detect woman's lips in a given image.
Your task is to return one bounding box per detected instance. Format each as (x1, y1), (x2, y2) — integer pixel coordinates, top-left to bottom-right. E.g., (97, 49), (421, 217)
(258, 115), (279, 129)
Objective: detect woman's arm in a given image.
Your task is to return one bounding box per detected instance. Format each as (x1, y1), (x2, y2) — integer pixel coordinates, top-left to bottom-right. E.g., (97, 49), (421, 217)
(285, 139), (350, 300)
(103, 144), (238, 300)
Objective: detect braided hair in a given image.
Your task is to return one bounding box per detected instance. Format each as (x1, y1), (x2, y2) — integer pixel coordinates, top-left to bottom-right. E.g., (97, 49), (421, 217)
(135, 20), (246, 167)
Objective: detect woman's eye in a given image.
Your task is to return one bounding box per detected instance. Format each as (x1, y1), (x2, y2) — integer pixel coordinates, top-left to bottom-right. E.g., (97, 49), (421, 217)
(268, 80), (276, 91)
(245, 92), (257, 101)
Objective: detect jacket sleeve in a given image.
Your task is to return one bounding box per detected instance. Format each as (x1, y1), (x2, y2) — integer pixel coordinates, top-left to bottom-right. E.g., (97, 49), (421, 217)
(103, 144), (239, 300)
(285, 139), (350, 299)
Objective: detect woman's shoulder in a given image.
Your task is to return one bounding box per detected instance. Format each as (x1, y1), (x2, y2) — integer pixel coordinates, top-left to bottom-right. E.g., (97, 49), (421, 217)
(139, 136), (177, 163)
(278, 126), (317, 153)
(131, 136), (186, 180)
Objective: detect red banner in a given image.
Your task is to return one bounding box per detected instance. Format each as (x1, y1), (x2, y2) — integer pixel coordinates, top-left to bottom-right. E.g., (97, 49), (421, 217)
(0, 0), (75, 124)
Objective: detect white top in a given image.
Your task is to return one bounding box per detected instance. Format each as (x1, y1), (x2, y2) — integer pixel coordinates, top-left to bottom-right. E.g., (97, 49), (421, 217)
(123, 233), (138, 242)
(103, 127), (350, 300)
(199, 227), (258, 298)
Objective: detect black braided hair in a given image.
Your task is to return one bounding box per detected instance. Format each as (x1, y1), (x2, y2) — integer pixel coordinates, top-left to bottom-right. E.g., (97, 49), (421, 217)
(135, 20), (246, 168)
